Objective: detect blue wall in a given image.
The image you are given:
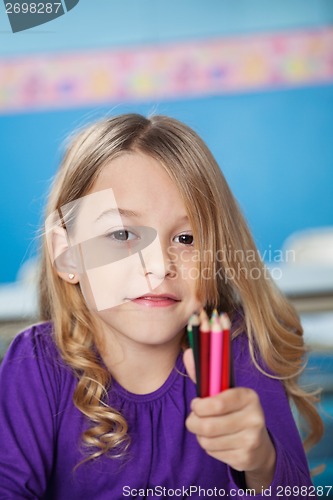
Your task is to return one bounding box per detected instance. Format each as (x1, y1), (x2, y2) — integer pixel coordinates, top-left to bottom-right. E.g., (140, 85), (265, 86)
(1, 0), (333, 282)
(1, 0), (333, 54)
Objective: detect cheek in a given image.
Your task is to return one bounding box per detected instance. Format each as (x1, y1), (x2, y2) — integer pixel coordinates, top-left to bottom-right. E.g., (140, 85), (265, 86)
(77, 251), (165, 312)
(179, 266), (203, 311)
(184, 281), (203, 312)
(176, 249), (200, 283)
(84, 263), (130, 311)
(177, 252), (205, 311)
(78, 272), (97, 310)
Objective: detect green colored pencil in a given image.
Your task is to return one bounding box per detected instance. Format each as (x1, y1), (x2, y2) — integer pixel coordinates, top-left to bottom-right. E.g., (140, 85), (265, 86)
(188, 313), (201, 397)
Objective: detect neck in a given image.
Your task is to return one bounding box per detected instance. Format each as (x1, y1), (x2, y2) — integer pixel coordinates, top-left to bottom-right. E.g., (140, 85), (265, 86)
(95, 322), (183, 395)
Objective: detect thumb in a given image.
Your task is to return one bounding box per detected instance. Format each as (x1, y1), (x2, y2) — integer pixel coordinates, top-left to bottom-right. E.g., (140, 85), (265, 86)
(183, 348), (197, 384)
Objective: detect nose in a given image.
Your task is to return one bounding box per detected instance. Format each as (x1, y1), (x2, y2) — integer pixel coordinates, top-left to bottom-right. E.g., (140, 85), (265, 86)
(140, 235), (176, 283)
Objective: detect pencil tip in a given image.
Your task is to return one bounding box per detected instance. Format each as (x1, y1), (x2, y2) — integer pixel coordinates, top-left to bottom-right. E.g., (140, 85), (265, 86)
(211, 315), (222, 332)
(199, 309), (208, 321)
(188, 313), (200, 329)
(210, 309), (218, 323)
(220, 312), (231, 330)
(191, 313), (200, 326)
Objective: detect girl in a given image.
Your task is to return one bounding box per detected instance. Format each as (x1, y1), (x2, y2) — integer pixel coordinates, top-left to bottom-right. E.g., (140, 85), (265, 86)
(0, 114), (323, 499)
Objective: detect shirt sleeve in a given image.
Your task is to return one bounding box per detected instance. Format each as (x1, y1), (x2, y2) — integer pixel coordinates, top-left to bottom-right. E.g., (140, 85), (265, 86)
(226, 333), (317, 499)
(0, 325), (60, 499)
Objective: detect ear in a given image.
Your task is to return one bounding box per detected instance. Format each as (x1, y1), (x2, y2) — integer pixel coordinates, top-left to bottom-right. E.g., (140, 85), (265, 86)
(47, 225), (80, 284)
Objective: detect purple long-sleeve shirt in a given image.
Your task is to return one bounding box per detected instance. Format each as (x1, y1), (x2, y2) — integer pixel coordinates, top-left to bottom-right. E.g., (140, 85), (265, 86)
(0, 322), (315, 499)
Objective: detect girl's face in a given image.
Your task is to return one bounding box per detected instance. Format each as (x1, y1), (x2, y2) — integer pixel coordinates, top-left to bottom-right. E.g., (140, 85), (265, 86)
(72, 151), (203, 349)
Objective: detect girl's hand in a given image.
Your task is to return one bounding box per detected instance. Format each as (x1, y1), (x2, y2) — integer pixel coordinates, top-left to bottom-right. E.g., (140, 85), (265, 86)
(183, 348), (276, 490)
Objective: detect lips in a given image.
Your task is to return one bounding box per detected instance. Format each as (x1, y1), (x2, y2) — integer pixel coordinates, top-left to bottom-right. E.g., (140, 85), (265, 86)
(129, 293), (180, 308)
(136, 293), (180, 301)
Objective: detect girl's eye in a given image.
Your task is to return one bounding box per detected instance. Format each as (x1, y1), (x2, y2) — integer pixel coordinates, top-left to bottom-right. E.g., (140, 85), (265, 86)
(108, 229), (138, 241)
(174, 233), (194, 245)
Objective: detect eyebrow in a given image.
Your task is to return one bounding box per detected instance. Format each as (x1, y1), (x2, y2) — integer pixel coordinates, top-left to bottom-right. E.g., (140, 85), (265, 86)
(95, 208), (141, 222)
(176, 214), (189, 223)
(95, 208), (189, 223)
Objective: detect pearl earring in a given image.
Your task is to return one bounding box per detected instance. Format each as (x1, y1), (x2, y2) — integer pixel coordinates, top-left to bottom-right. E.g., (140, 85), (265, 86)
(68, 273), (75, 280)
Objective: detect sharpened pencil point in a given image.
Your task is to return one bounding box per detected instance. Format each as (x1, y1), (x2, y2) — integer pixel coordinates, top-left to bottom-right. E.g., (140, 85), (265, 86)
(210, 309), (218, 323)
(189, 313), (200, 327)
(211, 315), (222, 332)
(199, 309), (209, 323)
(220, 312), (231, 330)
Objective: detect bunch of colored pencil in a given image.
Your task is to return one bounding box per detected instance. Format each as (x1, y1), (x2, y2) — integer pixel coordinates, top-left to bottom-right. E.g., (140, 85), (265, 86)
(187, 310), (234, 397)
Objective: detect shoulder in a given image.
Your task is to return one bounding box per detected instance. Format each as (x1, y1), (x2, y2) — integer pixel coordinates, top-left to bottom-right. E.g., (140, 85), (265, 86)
(0, 322), (74, 497)
(0, 321), (71, 391)
(3, 321), (59, 364)
(231, 309), (276, 374)
(230, 316), (281, 389)
(230, 312), (252, 367)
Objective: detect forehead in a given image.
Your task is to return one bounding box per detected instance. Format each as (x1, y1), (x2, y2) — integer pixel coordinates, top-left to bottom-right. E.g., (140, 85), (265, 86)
(89, 151), (186, 214)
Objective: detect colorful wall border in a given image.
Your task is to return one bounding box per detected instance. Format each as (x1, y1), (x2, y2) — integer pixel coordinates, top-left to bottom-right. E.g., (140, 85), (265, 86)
(1, 28), (333, 113)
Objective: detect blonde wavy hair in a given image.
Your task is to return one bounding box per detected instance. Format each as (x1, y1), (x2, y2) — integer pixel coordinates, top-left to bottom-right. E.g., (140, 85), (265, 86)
(39, 113), (323, 465)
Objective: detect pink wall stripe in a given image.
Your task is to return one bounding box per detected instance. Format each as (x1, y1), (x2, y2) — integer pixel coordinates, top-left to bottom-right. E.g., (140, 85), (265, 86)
(0, 28), (333, 113)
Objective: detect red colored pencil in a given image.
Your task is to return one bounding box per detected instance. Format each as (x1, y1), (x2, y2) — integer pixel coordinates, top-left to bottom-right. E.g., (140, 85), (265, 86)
(220, 313), (231, 391)
(187, 313), (201, 397)
(199, 310), (211, 398)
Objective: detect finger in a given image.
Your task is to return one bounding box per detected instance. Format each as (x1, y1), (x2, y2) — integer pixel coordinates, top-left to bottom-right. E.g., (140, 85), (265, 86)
(186, 410), (245, 438)
(196, 430), (246, 453)
(191, 387), (259, 417)
(183, 348), (196, 384)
